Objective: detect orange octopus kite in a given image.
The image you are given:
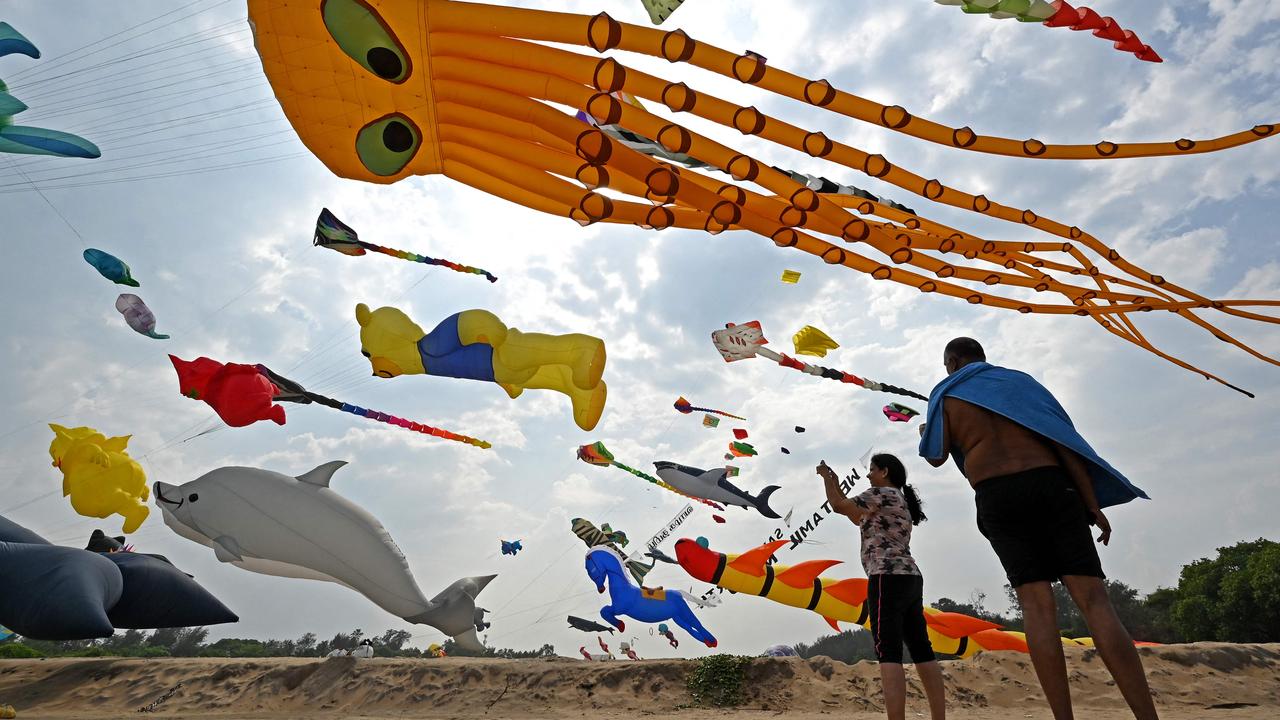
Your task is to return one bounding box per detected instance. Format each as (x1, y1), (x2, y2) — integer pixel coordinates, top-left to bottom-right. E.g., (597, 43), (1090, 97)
(248, 0), (1279, 395)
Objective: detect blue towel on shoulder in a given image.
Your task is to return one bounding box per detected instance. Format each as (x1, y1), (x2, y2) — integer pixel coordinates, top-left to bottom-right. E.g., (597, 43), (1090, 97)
(917, 362), (1147, 509)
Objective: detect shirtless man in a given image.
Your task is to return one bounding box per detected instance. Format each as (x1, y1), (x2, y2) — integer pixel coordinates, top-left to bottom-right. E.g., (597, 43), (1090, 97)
(920, 337), (1158, 720)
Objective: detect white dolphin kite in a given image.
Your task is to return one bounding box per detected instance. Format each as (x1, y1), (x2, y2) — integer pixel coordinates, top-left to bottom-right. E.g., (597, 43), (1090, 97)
(653, 461), (781, 519)
(154, 461), (494, 650)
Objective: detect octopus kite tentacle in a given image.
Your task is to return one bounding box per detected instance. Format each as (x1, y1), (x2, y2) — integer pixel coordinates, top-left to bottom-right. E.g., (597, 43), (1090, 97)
(247, 0), (1280, 395)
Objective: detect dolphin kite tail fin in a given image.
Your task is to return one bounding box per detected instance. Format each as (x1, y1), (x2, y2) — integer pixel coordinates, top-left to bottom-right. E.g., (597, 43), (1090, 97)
(753, 485), (782, 519)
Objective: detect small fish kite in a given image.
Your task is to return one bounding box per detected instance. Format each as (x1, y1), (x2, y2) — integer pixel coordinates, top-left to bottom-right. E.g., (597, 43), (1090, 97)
(577, 441), (724, 510)
(702, 414), (720, 428)
(115, 294), (168, 339)
(732, 429), (748, 440)
(793, 326), (840, 358)
(500, 539), (523, 556)
(795, 426), (806, 433)
(83, 249), (139, 286)
(780, 448), (791, 455)
(729, 441), (758, 458)
(713, 321), (928, 402)
(169, 355), (490, 448)
(567, 615), (616, 634)
(674, 396), (746, 421)
(780, 270), (802, 284)
(883, 403), (921, 423)
(314, 208), (497, 282)
(934, 0), (1163, 63)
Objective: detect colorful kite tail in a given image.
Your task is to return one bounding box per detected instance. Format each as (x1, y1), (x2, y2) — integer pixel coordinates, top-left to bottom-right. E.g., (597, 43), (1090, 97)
(302, 391), (491, 448)
(362, 241), (498, 283)
(673, 396), (746, 420)
(777, 354), (928, 403)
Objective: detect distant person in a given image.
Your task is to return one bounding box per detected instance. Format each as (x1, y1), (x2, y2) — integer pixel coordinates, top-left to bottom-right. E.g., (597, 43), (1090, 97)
(350, 639), (374, 658)
(918, 337), (1157, 720)
(819, 455), (945, 720)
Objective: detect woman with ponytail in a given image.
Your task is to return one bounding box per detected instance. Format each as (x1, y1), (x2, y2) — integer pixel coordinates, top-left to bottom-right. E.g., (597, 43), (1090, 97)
(818, 454), (945, 720)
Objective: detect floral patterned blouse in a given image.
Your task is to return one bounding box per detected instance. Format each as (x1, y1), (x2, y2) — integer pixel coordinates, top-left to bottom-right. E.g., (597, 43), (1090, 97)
(853, 486), (921, 576)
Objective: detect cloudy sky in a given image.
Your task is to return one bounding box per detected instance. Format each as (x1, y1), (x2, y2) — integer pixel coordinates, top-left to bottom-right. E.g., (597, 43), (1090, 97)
(2, 0), (1277, 657)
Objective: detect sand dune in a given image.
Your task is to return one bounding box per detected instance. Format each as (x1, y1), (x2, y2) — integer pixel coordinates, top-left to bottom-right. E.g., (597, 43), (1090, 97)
(2, 642), (1277, 719)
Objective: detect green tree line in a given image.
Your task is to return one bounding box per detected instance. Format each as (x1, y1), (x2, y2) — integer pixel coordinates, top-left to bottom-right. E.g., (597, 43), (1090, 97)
(797, 538), (1278, 663)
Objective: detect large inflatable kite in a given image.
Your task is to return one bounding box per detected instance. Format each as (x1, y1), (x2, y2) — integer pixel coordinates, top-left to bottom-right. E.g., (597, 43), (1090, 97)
(154, 461), (495, 650)
(934, 1), (1163, 63)
(653, 461), (780, 518)
(356, 304), (607, 431)
(49, 424), (150, 533)
(675, 538), (1117, 657)
(585, 546), (716, 647)
(0, 514), (236, 641)
(578, 441), (723, 510)
(169, 355), (489, 447)
(314, 208), (498, 282)
(248, 0), (1280, 395)
(0, 24), (100, 158)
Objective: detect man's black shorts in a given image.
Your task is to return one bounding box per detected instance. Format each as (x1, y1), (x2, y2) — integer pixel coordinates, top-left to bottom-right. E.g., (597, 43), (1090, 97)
(974, 465), (1104, 588)
(866, 574), (936, 664)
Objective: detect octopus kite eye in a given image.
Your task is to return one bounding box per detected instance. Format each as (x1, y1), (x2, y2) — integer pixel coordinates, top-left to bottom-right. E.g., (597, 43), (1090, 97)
(321, 0), (410, 83)
(355, 114), (420, 176)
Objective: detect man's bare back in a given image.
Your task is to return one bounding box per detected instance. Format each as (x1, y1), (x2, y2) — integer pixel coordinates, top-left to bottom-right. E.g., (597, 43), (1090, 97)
(943, 397), (1060, 486)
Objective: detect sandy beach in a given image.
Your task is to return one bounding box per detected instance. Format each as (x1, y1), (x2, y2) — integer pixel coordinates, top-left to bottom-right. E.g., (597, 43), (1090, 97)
(2, 642), (1276, 719)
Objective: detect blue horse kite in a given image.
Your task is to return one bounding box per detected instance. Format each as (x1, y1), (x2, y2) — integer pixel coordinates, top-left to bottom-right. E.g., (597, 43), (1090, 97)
(584, 546), (716, 647)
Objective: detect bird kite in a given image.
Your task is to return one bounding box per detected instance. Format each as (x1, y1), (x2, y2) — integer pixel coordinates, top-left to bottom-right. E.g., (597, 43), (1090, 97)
(249, 0), (1280, 396)
(169, 355), (490, 448)
(714, 321), (928, 402)
(674, 396), (745, 421)
(314, 208), (497, 282)
(934, 0), (1163, 63)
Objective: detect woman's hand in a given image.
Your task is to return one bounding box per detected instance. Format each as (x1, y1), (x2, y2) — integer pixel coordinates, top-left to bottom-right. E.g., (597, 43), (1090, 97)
(816, 461), (838, 483)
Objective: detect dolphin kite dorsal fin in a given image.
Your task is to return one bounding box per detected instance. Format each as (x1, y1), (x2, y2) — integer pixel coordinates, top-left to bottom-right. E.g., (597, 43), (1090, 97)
(297, 460), (348, 487)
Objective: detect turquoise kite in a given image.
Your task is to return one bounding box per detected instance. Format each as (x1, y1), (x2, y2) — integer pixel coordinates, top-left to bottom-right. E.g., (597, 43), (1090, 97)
(83, 249), (139, 286)
(0, 23), (100, 158)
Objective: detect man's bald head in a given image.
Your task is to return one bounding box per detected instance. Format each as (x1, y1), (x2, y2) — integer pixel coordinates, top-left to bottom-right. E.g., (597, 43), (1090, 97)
(944, 337), (985, 375)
